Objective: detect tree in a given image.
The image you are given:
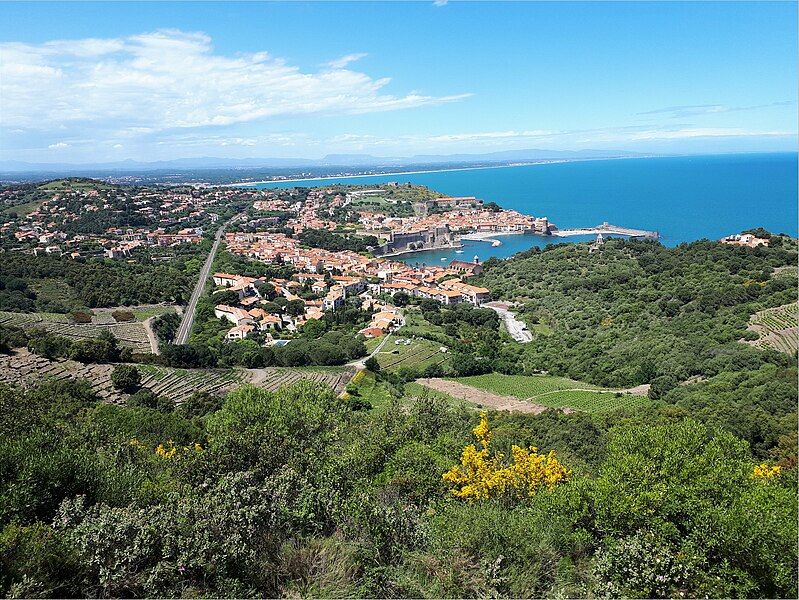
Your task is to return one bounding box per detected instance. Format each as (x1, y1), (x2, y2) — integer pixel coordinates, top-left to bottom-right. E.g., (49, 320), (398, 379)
(213, 290), (240, 306)
(111, 364), (141, 392)
(364, 356), (380, 372)
(392, 292), (410, 307)
(285, 299), (306, 317)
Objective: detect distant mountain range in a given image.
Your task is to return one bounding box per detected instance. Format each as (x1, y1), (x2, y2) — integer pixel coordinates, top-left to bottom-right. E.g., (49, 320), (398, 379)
(0, 149), (647, 173)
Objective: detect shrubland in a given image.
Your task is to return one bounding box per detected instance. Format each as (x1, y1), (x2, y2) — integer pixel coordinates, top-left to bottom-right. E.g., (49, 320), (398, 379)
(0, 379), (794, 598)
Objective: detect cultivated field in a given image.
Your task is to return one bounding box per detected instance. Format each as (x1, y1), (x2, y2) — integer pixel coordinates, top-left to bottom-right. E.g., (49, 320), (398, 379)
(375, 337), (450, 372)
(0, 350), (353, 405)
(416, 372), (649, 413)
(745, 303), (798, 354)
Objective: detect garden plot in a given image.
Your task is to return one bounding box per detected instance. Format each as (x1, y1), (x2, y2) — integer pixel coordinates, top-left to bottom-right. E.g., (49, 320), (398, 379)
(745, 303), (798, 354)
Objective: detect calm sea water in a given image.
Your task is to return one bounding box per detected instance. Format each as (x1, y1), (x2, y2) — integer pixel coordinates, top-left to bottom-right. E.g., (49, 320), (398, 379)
(251, 153), (798, 264)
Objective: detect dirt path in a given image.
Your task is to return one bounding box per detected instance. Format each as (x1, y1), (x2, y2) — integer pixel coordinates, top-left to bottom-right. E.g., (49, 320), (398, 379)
(416, 378), (554, 414)
(143, 316), (160, 355)
(415, 378), (649, 413)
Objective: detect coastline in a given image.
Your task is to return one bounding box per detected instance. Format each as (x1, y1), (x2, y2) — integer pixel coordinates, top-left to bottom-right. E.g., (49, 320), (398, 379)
(218, 155), (647, 188)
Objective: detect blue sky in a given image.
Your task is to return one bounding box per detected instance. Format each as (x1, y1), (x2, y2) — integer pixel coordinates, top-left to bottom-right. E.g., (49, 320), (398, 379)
(1, 1), (796, 162)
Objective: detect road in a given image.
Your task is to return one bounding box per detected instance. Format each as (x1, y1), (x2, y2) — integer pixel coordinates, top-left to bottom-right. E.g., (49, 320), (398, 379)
(484, 301), (532, 343)
(348, 315), (404, 369)
(174, 216), (240, 345)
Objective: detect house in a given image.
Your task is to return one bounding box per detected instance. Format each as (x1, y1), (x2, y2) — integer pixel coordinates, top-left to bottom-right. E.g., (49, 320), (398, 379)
(214, 304), (255, 326)
(441, 280), (491, 305)
(449, 259), (483, 276)
(226, 323), (255, 341)
(323, 287), (345, 311)
(720, 233), (770, 248)
(213, 272), (242, 287)
(259, 314), (283, 331)
(358, 326), (385, 339)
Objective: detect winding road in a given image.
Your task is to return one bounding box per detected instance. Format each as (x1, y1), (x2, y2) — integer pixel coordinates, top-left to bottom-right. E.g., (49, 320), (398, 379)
(174, 215), (242, 345)
(484, 301), (532, 343)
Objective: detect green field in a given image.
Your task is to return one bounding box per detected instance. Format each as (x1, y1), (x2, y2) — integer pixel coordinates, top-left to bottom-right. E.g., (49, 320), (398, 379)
(400, 307), (448, 338)
(1, 199), (44, 216)
(348, 370), (396, 411)
(453, 373), (601, 396)
(376, 337), (449, 372)
(364, 337), (383, 353)
(527, 389), (647, 413)
(447, 372), (648, 413)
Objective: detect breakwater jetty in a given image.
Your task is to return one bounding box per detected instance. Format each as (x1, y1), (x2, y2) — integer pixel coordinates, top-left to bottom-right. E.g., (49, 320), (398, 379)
(553, 222), (659, 240)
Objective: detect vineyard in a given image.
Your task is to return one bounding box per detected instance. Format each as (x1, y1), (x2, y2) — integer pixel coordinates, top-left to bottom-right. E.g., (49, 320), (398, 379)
(442, 372), (649, 413)
(454, 373), (602, 396)
(375, 337), (450, 372)
(246, 366), (353, 394)
(0, 310), (152, 353)
(0, 350), (353, 405)
(745, 303), (798, 354)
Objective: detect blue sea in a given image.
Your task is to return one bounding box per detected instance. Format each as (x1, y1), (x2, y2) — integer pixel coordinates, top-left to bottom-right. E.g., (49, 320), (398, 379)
(249, 153), (798, 265)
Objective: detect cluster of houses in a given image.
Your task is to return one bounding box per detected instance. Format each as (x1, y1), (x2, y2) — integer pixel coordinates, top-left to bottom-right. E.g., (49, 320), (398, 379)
(1, 182), (252, 257)
(209, 255), (490, 343)
(378, 205), (551, 236)
(211, 270), (406, 342)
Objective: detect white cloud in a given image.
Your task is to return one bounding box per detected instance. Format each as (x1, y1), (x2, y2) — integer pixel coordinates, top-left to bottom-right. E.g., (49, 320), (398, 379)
(324, 53), (368, 69)
(637, 101), (793, 119)
(1, 30), (470, 138)
(433, 0), (449, 6)
(47, 142), (70, 149)
(628, 127), (792, 140)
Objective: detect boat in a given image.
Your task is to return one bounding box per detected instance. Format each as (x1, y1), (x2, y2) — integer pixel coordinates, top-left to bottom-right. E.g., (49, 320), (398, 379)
(440, 257), (448, 261)
(455, 250), (464, 254)
(491, 240), (502, 247)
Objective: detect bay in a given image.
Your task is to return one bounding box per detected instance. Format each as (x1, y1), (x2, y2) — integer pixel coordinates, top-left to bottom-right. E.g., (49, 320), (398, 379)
(249, 153), (798, 264)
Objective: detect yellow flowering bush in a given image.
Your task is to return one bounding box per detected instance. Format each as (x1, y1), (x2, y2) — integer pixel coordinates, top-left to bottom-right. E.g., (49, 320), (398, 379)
(753, 463), (781, 479)
(129, 438), (203, 459)
(443, 412), (570, 500)
(155, 441), (178, 459)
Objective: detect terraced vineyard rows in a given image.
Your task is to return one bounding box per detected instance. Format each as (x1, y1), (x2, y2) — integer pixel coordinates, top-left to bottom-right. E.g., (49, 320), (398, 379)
(0, 310), (151, 353)
(745, 303), (798, 354)
(247, 367), (353, 394)
(0, 350), (353, 405)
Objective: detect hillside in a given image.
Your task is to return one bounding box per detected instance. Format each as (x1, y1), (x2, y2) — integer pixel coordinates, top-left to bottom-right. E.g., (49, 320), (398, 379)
(476, 237), (797, 387)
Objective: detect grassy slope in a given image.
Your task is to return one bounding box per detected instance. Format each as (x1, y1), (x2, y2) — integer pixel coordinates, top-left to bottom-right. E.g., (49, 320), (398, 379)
(448, 372), (649, 413)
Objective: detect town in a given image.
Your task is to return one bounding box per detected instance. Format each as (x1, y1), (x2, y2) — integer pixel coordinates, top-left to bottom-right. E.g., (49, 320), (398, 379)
(211, 227), (490, 343)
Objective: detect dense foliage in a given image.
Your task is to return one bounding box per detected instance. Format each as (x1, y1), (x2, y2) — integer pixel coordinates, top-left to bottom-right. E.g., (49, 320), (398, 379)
(298, 229), (378, 253)
(477, 238), (796, 387)
(0, 253), (194, 310)
(0, 379), (794, 598)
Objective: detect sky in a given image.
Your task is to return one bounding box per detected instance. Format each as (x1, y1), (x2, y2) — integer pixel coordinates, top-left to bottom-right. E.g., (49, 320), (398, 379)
(0, 1), (796, 163)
